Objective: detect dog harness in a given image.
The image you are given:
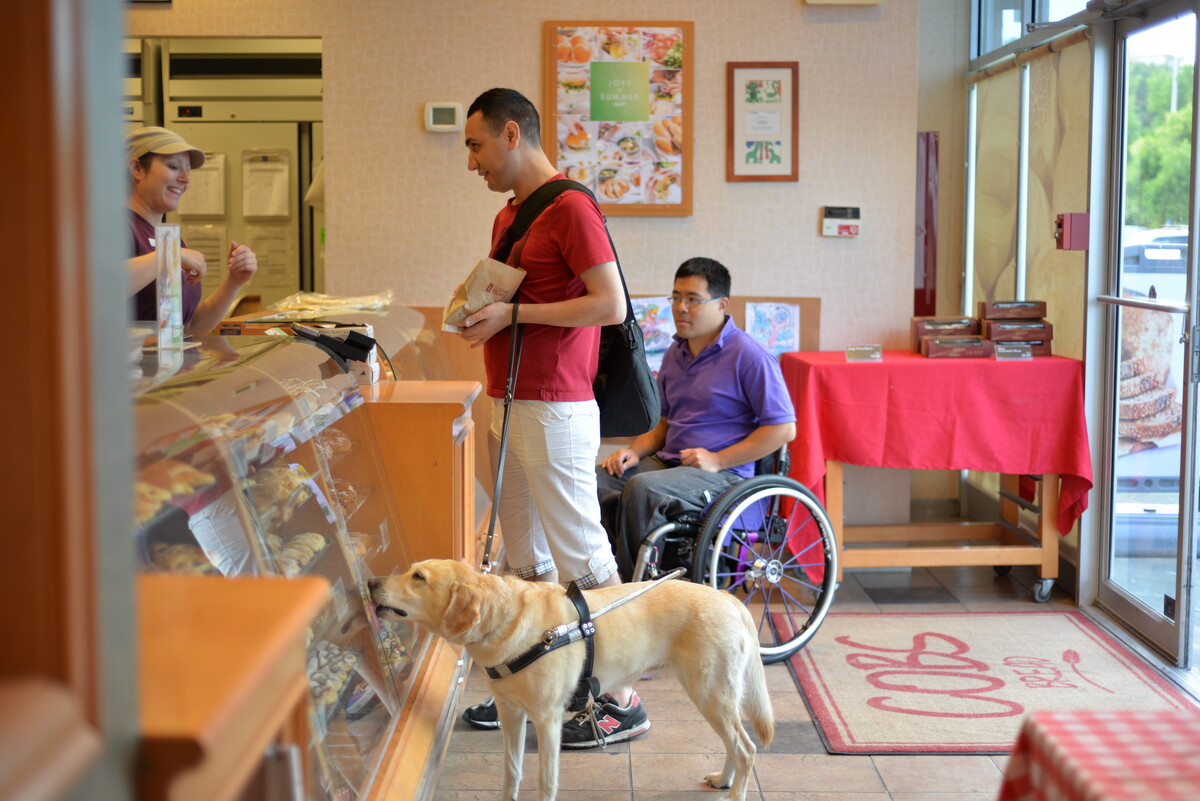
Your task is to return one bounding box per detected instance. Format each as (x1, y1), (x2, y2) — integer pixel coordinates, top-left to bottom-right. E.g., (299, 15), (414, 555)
(484, 582), (598, 712)
(482, 568), (684, 744)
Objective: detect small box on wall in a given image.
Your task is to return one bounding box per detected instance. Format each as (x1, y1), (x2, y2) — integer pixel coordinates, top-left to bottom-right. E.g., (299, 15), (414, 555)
(821, 206), (860, 237)
(910, 316), (981, 352)
(1055, 213), (1089, 250)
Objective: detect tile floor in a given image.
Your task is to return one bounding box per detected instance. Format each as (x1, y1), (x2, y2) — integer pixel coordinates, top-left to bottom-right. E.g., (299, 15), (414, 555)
(428, 565), (1179, 801)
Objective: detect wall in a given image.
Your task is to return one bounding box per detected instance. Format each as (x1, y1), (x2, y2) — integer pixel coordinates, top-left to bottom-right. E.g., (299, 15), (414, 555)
(918, 0), (970, 317)
(127, 0), (919, 350)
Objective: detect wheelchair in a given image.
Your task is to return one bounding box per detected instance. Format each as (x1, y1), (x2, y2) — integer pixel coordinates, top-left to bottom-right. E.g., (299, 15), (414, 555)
(630, 446), (838, 664)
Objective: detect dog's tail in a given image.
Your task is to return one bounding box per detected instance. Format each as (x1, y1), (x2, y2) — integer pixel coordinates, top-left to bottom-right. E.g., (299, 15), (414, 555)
(743, 639), (775, 748)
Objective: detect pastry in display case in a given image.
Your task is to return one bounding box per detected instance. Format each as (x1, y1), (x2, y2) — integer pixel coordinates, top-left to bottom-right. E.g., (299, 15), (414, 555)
(132, 335), (426, 801)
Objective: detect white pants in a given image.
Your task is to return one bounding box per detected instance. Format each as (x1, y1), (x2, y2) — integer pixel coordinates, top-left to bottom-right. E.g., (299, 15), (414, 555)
(489, 398), (617, 587)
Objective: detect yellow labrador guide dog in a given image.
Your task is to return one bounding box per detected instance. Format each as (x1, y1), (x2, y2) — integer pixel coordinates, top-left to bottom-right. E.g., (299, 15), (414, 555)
(370, 559), (773, 801)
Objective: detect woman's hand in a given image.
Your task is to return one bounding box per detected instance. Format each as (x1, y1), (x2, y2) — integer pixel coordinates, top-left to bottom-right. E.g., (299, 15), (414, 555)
(227, 240), (258, 286)
(180, 248), (207, 284)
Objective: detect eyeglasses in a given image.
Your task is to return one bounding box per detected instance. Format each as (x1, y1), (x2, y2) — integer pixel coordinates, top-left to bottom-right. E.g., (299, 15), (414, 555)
(669, 295), (721, 309)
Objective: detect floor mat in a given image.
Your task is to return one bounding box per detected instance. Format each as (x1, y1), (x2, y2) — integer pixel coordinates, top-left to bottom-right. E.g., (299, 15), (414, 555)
(786, 610), (1200, 754)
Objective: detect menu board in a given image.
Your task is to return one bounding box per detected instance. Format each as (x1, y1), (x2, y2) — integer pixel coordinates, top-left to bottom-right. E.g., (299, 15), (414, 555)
(544, 22), (693, 216)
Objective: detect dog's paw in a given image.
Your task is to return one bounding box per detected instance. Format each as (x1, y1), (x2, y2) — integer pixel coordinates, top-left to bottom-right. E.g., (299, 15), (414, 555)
(704, 772), (732, 790)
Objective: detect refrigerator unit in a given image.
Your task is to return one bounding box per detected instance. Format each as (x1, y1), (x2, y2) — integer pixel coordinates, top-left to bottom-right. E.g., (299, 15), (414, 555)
(122, 38), (161, 131)
(158, 38), (323, 308)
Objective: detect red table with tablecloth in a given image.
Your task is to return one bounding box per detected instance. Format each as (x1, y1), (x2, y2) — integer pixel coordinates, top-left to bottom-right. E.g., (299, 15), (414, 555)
(780, 351), (1093, 590)
(997, 710), (1200, 801)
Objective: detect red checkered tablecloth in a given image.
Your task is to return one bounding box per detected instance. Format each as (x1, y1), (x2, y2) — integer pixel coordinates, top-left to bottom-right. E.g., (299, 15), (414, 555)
(997, 710), (1200, 801)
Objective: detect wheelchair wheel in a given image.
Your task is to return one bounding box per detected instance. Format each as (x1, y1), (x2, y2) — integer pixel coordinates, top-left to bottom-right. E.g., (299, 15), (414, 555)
(692, 475), (838, 664)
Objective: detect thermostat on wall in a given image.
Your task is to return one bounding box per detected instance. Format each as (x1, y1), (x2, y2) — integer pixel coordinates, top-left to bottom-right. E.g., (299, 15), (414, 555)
(822, 206), (861, 237)
(424, 101), (464, 132)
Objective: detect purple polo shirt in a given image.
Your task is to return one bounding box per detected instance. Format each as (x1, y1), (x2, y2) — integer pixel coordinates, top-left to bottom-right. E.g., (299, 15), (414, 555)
(656, 316), (796, 477)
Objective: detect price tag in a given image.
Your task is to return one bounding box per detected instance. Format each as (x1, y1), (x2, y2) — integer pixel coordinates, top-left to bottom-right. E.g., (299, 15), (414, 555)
(331, 578), (350, 622)
(845, 345), (883, 362)
(994, 343), (1033, 361)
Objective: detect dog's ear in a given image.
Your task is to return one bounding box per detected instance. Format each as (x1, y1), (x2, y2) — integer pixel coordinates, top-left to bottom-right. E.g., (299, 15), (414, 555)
(442, 582), (482, 641)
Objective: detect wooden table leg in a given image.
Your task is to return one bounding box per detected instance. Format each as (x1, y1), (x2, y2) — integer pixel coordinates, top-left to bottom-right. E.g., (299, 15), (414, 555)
(824, 460), (845, 581)
(1040, 473), (1060, 581)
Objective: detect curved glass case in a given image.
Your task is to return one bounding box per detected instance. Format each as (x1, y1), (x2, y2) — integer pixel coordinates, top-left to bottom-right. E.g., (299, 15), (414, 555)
(133, 335), (424, 801)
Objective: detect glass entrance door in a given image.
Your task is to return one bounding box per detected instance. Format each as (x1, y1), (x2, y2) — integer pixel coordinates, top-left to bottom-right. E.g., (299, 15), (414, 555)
(1099, 8), (1196, 666)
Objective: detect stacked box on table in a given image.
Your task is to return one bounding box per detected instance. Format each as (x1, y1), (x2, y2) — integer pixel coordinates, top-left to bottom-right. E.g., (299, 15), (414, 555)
(910, 316), (981, 353)
(920, 335), (995, 358)
(977, 300), (1048, 320)
(978, 300), (1053, 357)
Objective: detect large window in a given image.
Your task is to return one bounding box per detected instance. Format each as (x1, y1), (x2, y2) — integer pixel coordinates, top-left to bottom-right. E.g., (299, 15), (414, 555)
(976, 0), (1091, 58)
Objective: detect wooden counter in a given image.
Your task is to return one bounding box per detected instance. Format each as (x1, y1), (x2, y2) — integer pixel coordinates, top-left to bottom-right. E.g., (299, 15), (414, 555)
(362, 380), (482, 564)
(137, 574), (329, 801)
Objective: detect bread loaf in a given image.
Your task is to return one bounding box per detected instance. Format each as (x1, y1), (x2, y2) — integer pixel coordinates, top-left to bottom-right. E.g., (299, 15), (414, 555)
(1118, 400), (1183, 440)
(1119, 386), (1176, 420)
(1119, 368), (1169, 399)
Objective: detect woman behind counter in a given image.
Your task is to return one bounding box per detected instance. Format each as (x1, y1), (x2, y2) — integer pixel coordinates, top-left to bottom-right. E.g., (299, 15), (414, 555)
(127, 126), (258, 334)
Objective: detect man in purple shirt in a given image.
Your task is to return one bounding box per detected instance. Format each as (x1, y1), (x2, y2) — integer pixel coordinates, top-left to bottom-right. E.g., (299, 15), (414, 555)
(597, 257), (797, 580)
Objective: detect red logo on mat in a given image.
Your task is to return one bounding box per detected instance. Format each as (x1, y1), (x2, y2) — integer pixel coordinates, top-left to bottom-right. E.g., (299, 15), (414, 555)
(838, 632), (1024, 719)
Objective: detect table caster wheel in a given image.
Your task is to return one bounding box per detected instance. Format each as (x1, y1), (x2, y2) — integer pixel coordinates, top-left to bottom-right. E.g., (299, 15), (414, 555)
(994, 565), (1013, 577)
(1032, 579), (1054, 603)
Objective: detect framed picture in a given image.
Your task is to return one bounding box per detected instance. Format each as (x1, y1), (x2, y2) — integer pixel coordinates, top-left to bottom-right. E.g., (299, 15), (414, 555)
(726, 62), (798, 182)
(543, 21), (694, 216)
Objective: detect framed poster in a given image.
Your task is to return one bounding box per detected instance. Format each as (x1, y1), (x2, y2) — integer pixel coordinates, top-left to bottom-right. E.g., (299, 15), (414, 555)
(543, 21), (694, 216)
(726, 62), (798, 182)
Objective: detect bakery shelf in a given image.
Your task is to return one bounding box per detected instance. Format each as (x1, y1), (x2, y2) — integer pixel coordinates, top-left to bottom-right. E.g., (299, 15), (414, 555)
(132, 335), (425, 801)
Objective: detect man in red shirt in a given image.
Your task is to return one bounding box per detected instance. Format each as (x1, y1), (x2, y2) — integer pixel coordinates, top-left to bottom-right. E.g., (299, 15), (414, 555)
(457, 88), (649, 747)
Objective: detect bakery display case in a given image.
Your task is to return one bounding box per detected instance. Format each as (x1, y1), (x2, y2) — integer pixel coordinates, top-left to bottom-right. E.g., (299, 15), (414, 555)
(132, 335), (427, 801)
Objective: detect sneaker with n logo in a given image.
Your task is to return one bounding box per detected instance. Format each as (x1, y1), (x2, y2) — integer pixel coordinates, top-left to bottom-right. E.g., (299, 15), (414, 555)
(560, 691), (651, 749)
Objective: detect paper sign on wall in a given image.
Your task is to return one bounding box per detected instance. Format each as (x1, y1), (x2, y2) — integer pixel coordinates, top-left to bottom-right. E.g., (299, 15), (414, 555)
(245, 223), (297, 288)
(179, 152), (226, 217)
(242, 150), (290, 219)
(181, 223), (228, 293)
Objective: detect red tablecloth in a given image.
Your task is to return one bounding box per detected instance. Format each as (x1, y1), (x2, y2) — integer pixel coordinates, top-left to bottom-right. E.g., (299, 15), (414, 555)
(780, 351), (1093, 535)
(997, 710), (1200, 801)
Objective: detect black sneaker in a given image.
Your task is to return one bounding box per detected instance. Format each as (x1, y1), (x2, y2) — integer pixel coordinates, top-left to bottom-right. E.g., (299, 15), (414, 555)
(560, 692), (651, 749)
(462, 695), (500, 729)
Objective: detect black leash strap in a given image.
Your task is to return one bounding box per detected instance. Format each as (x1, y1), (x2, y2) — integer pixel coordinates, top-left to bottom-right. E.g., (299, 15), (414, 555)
(480, 302), (522, 574)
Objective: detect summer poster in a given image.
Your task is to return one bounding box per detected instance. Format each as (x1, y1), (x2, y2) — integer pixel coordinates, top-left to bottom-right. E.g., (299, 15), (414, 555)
(745, 302), (800, 356)
(553, 26), (685, 207)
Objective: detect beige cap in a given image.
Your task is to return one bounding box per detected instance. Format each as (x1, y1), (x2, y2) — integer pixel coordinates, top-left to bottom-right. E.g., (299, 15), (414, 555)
(126, 126), (206, 169)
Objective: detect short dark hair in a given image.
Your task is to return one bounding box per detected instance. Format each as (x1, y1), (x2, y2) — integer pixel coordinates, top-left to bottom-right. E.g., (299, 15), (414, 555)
(468, 88), (541, 148)
(675, 257), (731, 299)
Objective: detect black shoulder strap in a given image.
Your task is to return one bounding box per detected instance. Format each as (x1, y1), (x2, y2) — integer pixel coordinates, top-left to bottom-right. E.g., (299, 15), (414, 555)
(494, 179), (635, 325)
(494, 179), (593, 264)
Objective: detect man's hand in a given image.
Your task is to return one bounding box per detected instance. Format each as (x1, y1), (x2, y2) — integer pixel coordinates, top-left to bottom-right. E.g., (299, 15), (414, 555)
(601, 448), (640, 477)
(460, 301), (513, 348)
(180, 248), (207, 284)
(680, 447), (722, 473)
(227, 240), (258, 287)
